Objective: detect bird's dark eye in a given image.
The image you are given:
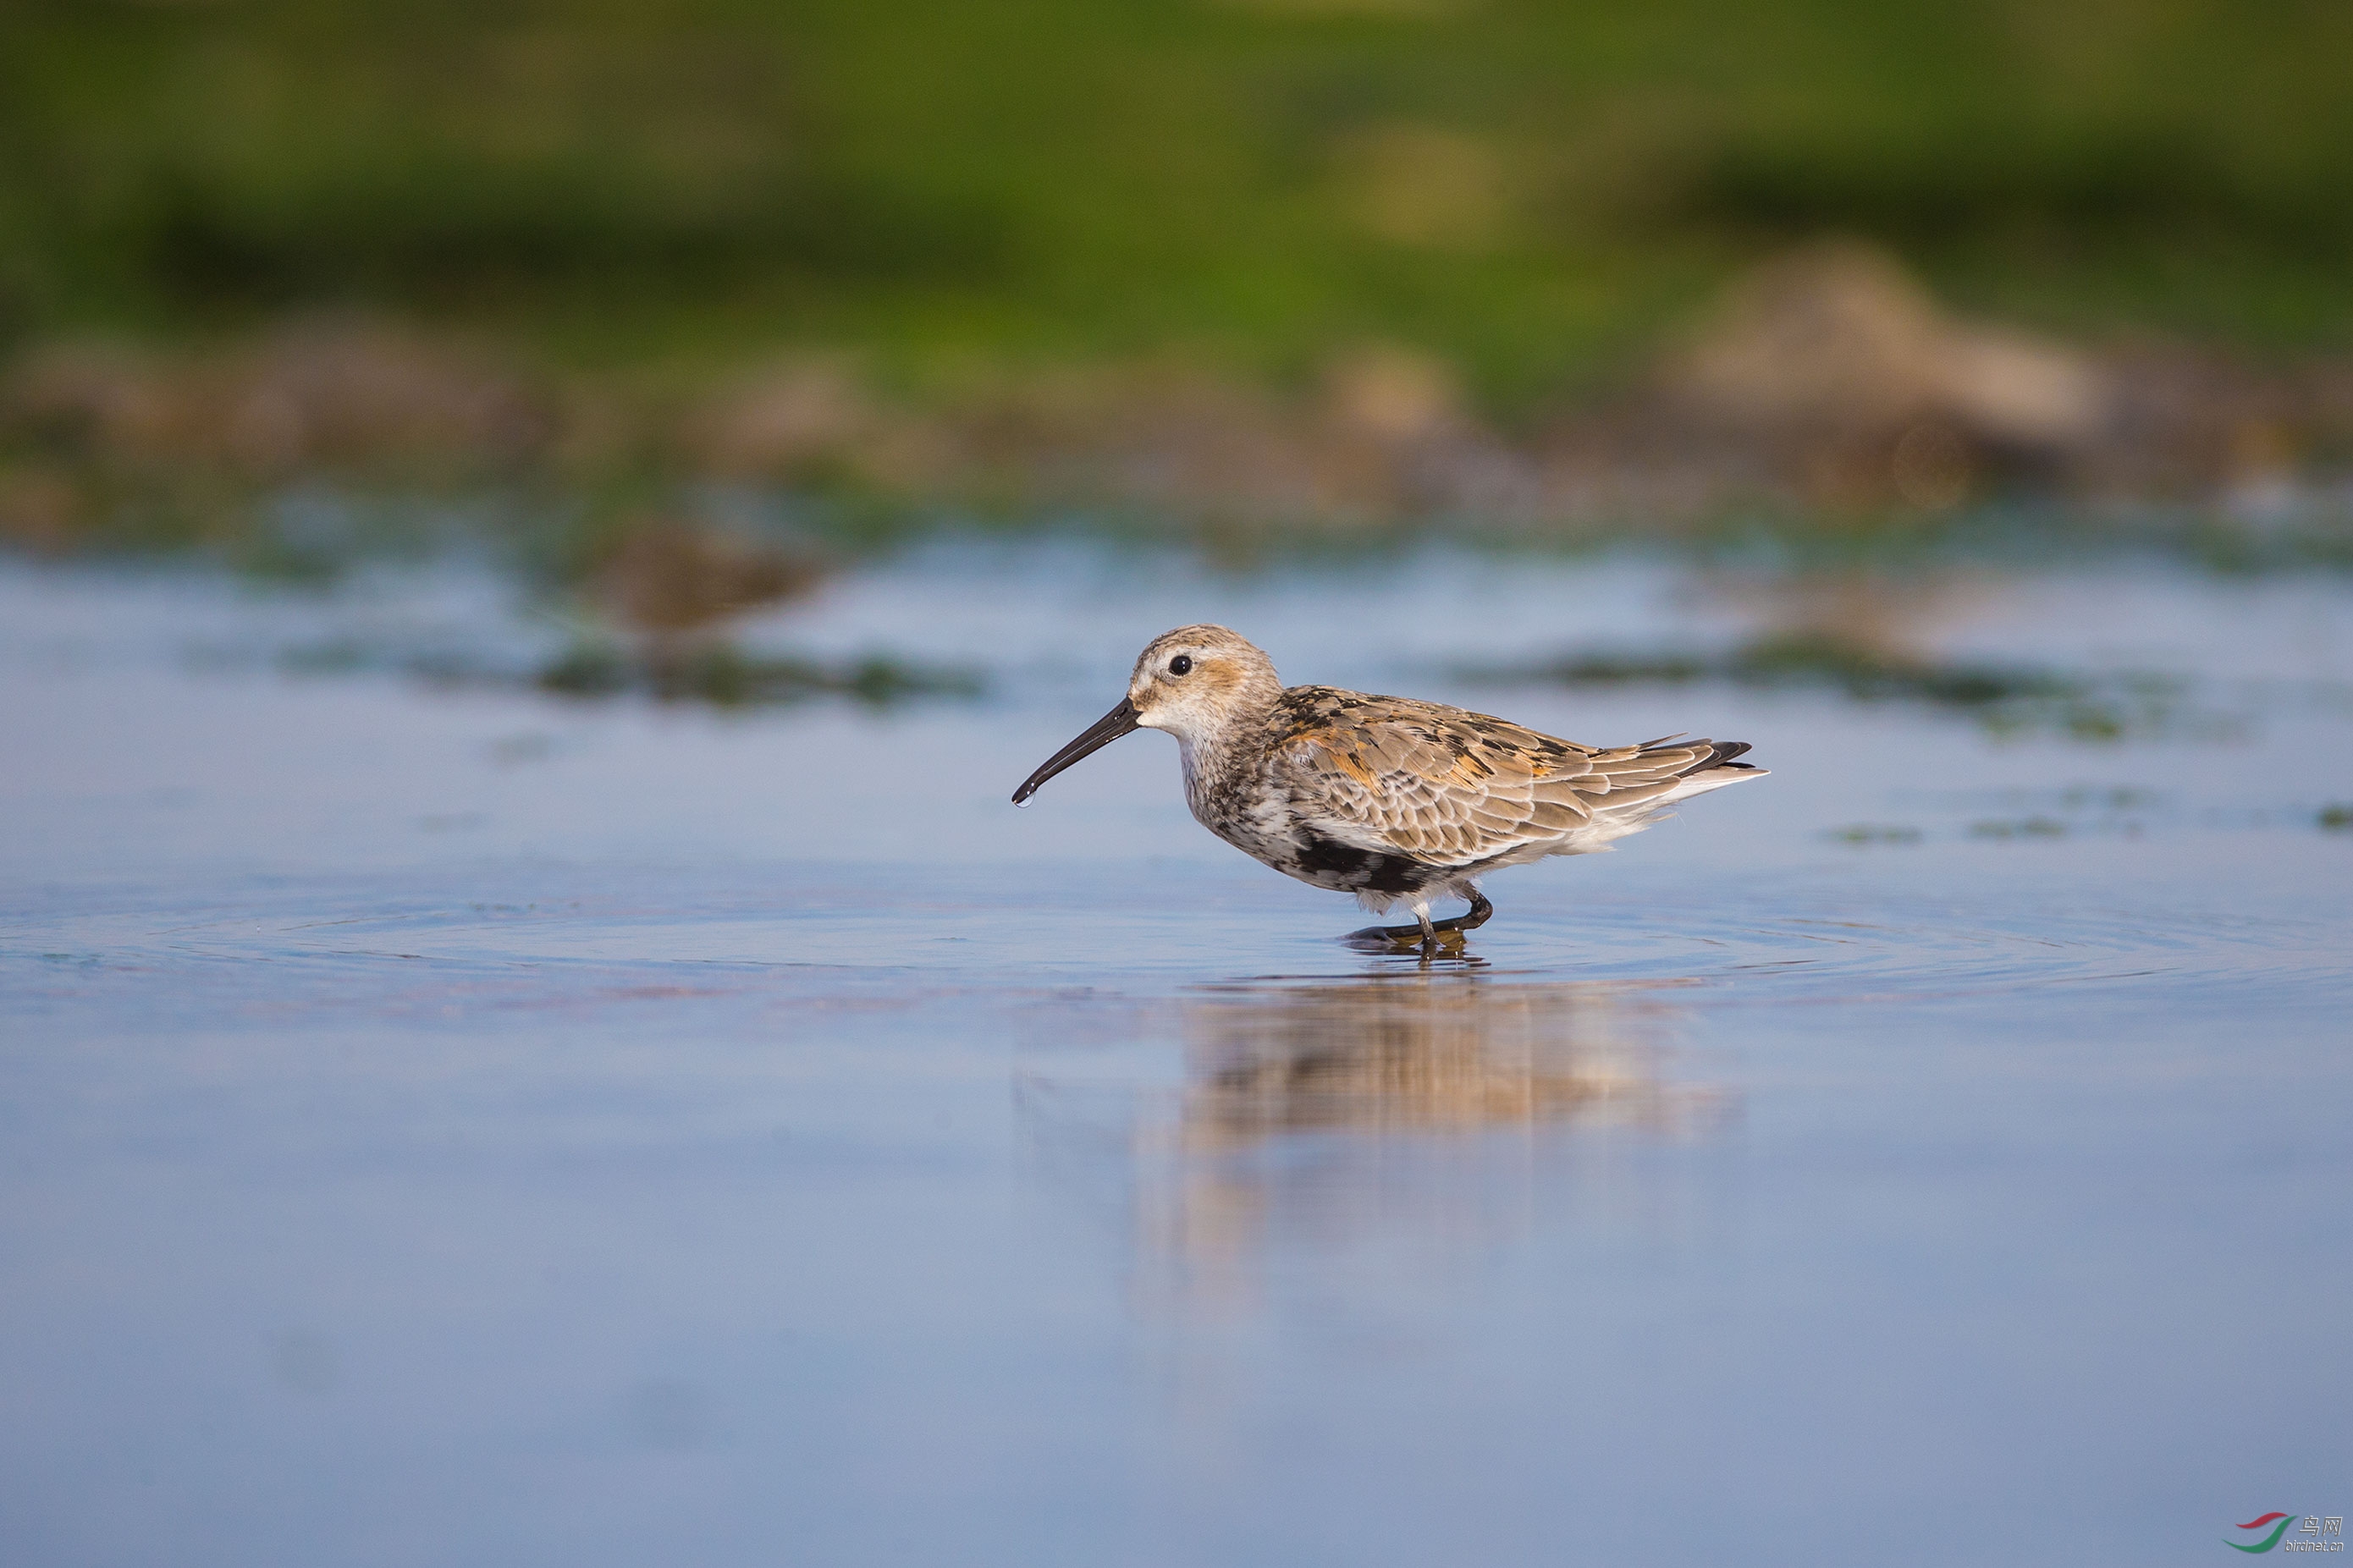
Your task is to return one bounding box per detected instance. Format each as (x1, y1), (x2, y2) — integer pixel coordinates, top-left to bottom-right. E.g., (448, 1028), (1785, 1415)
(1168, 655), (1193, 676)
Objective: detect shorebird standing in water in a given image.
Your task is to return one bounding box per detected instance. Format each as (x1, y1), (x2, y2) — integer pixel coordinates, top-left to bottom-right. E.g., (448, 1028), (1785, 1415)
(1012, 624), (1766, 952)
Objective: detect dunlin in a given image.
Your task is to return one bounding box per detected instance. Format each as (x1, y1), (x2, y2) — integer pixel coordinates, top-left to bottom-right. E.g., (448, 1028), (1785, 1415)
(1013, 624), (1766, 950)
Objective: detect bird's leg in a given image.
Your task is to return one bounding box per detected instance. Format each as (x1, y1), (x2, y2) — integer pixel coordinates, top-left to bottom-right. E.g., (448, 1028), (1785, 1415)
(1345, 889), (1491, 950)
(1426, 889), (1493, 935)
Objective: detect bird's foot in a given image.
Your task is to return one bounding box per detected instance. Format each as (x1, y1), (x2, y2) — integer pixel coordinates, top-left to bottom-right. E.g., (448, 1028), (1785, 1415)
(1342, 924), (1467, 955)
(1342, 890), (1492, 955)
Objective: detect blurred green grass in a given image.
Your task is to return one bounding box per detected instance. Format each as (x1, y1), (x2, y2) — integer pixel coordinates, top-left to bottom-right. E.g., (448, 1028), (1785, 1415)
(5, 0), (2350, 410)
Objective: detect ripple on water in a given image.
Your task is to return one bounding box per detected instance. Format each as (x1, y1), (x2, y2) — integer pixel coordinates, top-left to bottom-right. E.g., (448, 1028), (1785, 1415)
(9, 853), (2342, 1046)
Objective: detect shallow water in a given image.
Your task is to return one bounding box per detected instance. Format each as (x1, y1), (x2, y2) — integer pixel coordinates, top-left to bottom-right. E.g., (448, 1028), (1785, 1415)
(3, 544), (2350, 1565)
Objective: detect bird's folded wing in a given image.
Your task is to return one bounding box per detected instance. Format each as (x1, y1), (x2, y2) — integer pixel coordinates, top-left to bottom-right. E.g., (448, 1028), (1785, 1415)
(1275, 701), (1721, 867)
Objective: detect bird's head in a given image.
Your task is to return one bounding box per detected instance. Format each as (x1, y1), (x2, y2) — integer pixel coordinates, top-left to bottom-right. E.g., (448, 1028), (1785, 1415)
(1011, 624), (1281, 804)
(1124, 624), (1281, 745)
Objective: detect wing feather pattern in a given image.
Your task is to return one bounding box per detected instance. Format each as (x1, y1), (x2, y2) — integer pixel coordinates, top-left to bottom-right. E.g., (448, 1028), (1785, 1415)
(1268, 687), (1755, 869)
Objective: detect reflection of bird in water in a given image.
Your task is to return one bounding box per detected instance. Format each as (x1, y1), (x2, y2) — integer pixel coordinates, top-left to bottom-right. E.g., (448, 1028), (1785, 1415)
(1133, 975), (1714, 1318)
(1012, 624), (1766, 951)
(1178, 977), (1678, 1141)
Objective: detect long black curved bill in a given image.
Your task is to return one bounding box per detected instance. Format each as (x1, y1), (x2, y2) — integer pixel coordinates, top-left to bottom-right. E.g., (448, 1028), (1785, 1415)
(1011, 697), (1140, 804)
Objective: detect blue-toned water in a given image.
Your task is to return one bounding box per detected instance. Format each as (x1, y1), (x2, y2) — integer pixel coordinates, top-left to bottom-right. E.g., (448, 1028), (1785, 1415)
(3, 544), (2349, 1565)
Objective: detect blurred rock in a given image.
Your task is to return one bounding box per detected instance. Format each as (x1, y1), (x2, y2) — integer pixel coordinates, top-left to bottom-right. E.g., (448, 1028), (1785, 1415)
(885, 352), (1535, 525)
(588, 519), (824, 638)
(685, 358), (876, 480)
(3, 344), (186, 463)
(0, 466), (86, 552)
(5, 252), (2351, 544)
(2077, 338), (2308, 498)
(1648, 241), (2107, 507)
(1319, 345), (1464, 444)
(1531, 240), (2353, 516)
(1706, 567), (1992, 663)
(1, 322), (555, 479)
(1663, 243), (2108, 450)
(926, 364), (1340, 516)
(220, 322), (555, 476)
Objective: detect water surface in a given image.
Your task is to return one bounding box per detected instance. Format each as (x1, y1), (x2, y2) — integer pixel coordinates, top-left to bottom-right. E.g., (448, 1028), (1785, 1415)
(3, 545), (2349, 1565)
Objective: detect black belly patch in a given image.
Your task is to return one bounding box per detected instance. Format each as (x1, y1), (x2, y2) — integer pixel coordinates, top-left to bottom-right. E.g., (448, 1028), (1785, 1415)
(1292, 832), (1430, 894)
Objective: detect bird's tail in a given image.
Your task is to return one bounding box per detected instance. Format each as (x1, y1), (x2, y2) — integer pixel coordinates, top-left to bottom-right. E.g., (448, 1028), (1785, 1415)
(1656, 738), (1767, 802)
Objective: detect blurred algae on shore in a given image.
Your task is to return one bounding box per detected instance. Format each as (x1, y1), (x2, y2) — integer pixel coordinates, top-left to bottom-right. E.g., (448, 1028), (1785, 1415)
(5, 245), (2350, 571)
(3, 0), (2353, 571)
